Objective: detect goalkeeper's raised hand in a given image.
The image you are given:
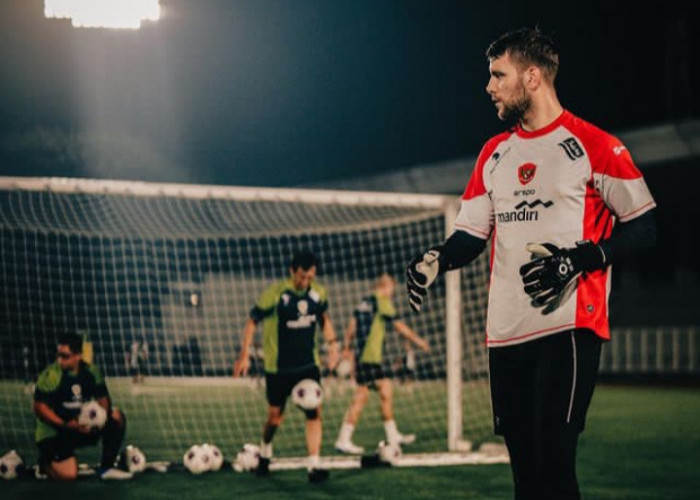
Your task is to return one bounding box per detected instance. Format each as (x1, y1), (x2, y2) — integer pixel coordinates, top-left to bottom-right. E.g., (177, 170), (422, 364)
(406, 246), (443, 313)
(519, 240), (606, 307)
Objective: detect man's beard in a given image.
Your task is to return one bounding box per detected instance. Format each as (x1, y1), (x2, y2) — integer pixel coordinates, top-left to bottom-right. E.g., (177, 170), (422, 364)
(499, 89), (531, 123)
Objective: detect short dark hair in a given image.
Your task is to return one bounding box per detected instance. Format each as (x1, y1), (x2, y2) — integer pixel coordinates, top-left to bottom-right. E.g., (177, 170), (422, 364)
(58, 332), (83, 354)
(290, 250), (318, 271)
(486, 27), (559, 81)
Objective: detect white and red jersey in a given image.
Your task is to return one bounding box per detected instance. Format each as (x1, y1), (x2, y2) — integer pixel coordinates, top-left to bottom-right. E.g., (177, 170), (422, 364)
(455, 110), (655, 347)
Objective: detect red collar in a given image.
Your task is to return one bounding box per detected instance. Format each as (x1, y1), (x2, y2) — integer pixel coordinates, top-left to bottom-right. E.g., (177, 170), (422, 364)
(515, 110), (570, 139)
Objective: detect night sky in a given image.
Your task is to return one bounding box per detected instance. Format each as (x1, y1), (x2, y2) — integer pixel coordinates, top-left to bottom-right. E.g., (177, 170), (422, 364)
(0, 0), (697, 187)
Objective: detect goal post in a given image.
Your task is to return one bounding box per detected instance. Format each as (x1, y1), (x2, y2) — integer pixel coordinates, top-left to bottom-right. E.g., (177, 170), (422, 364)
(444, 200), (468, 452)
(0, 176), (497, 464)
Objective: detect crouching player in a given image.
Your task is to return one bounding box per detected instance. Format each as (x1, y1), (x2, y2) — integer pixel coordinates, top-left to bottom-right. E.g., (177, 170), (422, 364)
(33, 332), (131, 481)
(233, 250), (339, 482)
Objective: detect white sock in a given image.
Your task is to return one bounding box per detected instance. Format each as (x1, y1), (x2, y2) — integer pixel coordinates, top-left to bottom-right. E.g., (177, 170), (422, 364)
(260, 441), (272, 459)
(338, 422), (355, 442)
(307, 454), (320, 472)
(384, 419), (400, 443)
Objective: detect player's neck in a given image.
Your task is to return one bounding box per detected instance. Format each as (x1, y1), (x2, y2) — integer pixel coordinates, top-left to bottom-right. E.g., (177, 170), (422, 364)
(374, 289), (391, 299)
(519, 94), (563, 132)
(62, 365), (80, 375)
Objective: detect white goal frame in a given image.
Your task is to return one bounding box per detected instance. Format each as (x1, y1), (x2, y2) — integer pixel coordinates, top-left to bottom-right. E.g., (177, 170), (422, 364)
(0, 176), (477, 455)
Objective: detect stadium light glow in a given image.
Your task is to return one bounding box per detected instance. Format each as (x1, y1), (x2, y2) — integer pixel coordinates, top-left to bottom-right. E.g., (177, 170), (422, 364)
(44, 0), (160, 30)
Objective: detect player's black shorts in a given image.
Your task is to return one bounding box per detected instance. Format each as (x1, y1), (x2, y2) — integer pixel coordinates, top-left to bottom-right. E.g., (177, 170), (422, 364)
(37, 431), (100, 465)
(355, 362), (387, 389)
(265, 365), (321, 408)
(489, 328), (602, 436)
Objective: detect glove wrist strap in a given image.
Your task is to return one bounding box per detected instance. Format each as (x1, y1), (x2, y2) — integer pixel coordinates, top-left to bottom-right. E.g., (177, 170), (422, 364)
(575, 240), (606, 272)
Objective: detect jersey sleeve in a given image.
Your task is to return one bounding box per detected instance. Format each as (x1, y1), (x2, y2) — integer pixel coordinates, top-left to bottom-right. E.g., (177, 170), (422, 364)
(454, 138), (499, 239)
(34, 364), (61, 404)
(250, 283), (280, 322)
(592, 136), (656, 222)
(312, 283), (329, 314)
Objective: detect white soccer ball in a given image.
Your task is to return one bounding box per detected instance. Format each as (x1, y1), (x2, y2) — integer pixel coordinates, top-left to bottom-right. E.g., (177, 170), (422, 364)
(377, 440), (402, 465)
(183, 445), (209, 474)
(232, 444), (260, 473)
(123, 445), (147, 473)
(0, 450), (25, 480)
(291, 378), (323, 410)
(200, 443), (224, 471)
(78, 400), (107, 430)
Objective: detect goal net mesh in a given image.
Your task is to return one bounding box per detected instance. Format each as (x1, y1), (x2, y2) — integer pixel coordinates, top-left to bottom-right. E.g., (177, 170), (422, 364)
(0, 179), (494, 463)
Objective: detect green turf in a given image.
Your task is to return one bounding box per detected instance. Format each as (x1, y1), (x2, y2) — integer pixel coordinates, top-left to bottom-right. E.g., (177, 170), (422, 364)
(0, 377), (495, 460)
(3, 384), (699, 499)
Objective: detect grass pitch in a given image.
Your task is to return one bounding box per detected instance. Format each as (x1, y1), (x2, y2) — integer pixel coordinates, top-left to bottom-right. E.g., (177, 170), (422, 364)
(2, 383), (700, 499)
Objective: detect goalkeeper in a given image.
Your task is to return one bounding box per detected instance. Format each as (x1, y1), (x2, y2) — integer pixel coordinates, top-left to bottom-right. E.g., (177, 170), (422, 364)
(334, 273), (429, 454)
(406, 27), (657, 500)
(233, 250), (339, 483)
(33, 332), (131, 481)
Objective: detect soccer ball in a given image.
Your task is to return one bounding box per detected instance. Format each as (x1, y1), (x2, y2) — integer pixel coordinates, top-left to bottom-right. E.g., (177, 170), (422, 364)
(376, 440), (402, 465)
(183, 445), (209, 474)
(200, 443), (224, 471)
(0, 450), (25, 480)
(291, 378), (323, 410)
(78, 400), (107, 430)
(232, 444), (260, 473)
(120, 445), (147, 473)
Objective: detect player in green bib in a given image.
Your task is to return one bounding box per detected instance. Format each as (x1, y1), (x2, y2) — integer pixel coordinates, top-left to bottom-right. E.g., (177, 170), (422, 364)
(234, 250), (339, 482)
(334, 273), (430, 455)
(33, 332), (131, 480)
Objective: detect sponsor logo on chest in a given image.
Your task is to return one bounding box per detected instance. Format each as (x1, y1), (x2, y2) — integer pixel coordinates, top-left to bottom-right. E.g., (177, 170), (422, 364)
(285, 297), (317, 329)
(357, 300), (373, 313)
(63, 383), (84, 409)
(492, 135), (586, 225)
(497, 199), (555, 224)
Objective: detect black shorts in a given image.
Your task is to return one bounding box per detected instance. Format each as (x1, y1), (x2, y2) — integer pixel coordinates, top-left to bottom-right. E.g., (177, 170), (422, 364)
(489, 328), (602, 436)
(355, 362), (387, 389)
(265, 365), (321, 408)
(37, 431), (100, 465)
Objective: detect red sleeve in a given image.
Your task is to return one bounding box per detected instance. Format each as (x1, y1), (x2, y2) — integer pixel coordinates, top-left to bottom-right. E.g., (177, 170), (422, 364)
(454, 132), (511, 240)
(569, 116), (655, 222)
(462, 133), (508, 200)
(589, 134), (643, 180)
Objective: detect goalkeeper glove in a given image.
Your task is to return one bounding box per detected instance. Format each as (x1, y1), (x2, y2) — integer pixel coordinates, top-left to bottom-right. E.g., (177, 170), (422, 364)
(406, 246), (443, 313)
(519, 240), (606, 307)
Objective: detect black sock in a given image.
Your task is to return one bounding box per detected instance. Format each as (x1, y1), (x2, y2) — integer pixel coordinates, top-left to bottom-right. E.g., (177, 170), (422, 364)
(101, 411), (126, 470)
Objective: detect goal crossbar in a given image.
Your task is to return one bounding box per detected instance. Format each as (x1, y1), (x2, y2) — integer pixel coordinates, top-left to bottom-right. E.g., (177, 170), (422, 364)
(0, 176), (452, 209)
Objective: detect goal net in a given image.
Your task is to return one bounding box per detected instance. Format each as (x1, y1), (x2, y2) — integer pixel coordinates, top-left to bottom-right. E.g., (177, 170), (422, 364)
(0, 177), (495, 464)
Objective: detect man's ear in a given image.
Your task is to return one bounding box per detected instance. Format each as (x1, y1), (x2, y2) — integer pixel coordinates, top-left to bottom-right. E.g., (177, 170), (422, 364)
(524, 66), (542, 90)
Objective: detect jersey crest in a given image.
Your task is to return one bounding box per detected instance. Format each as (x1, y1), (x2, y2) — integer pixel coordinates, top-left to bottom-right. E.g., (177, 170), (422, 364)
(517, 163), (537, 185)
